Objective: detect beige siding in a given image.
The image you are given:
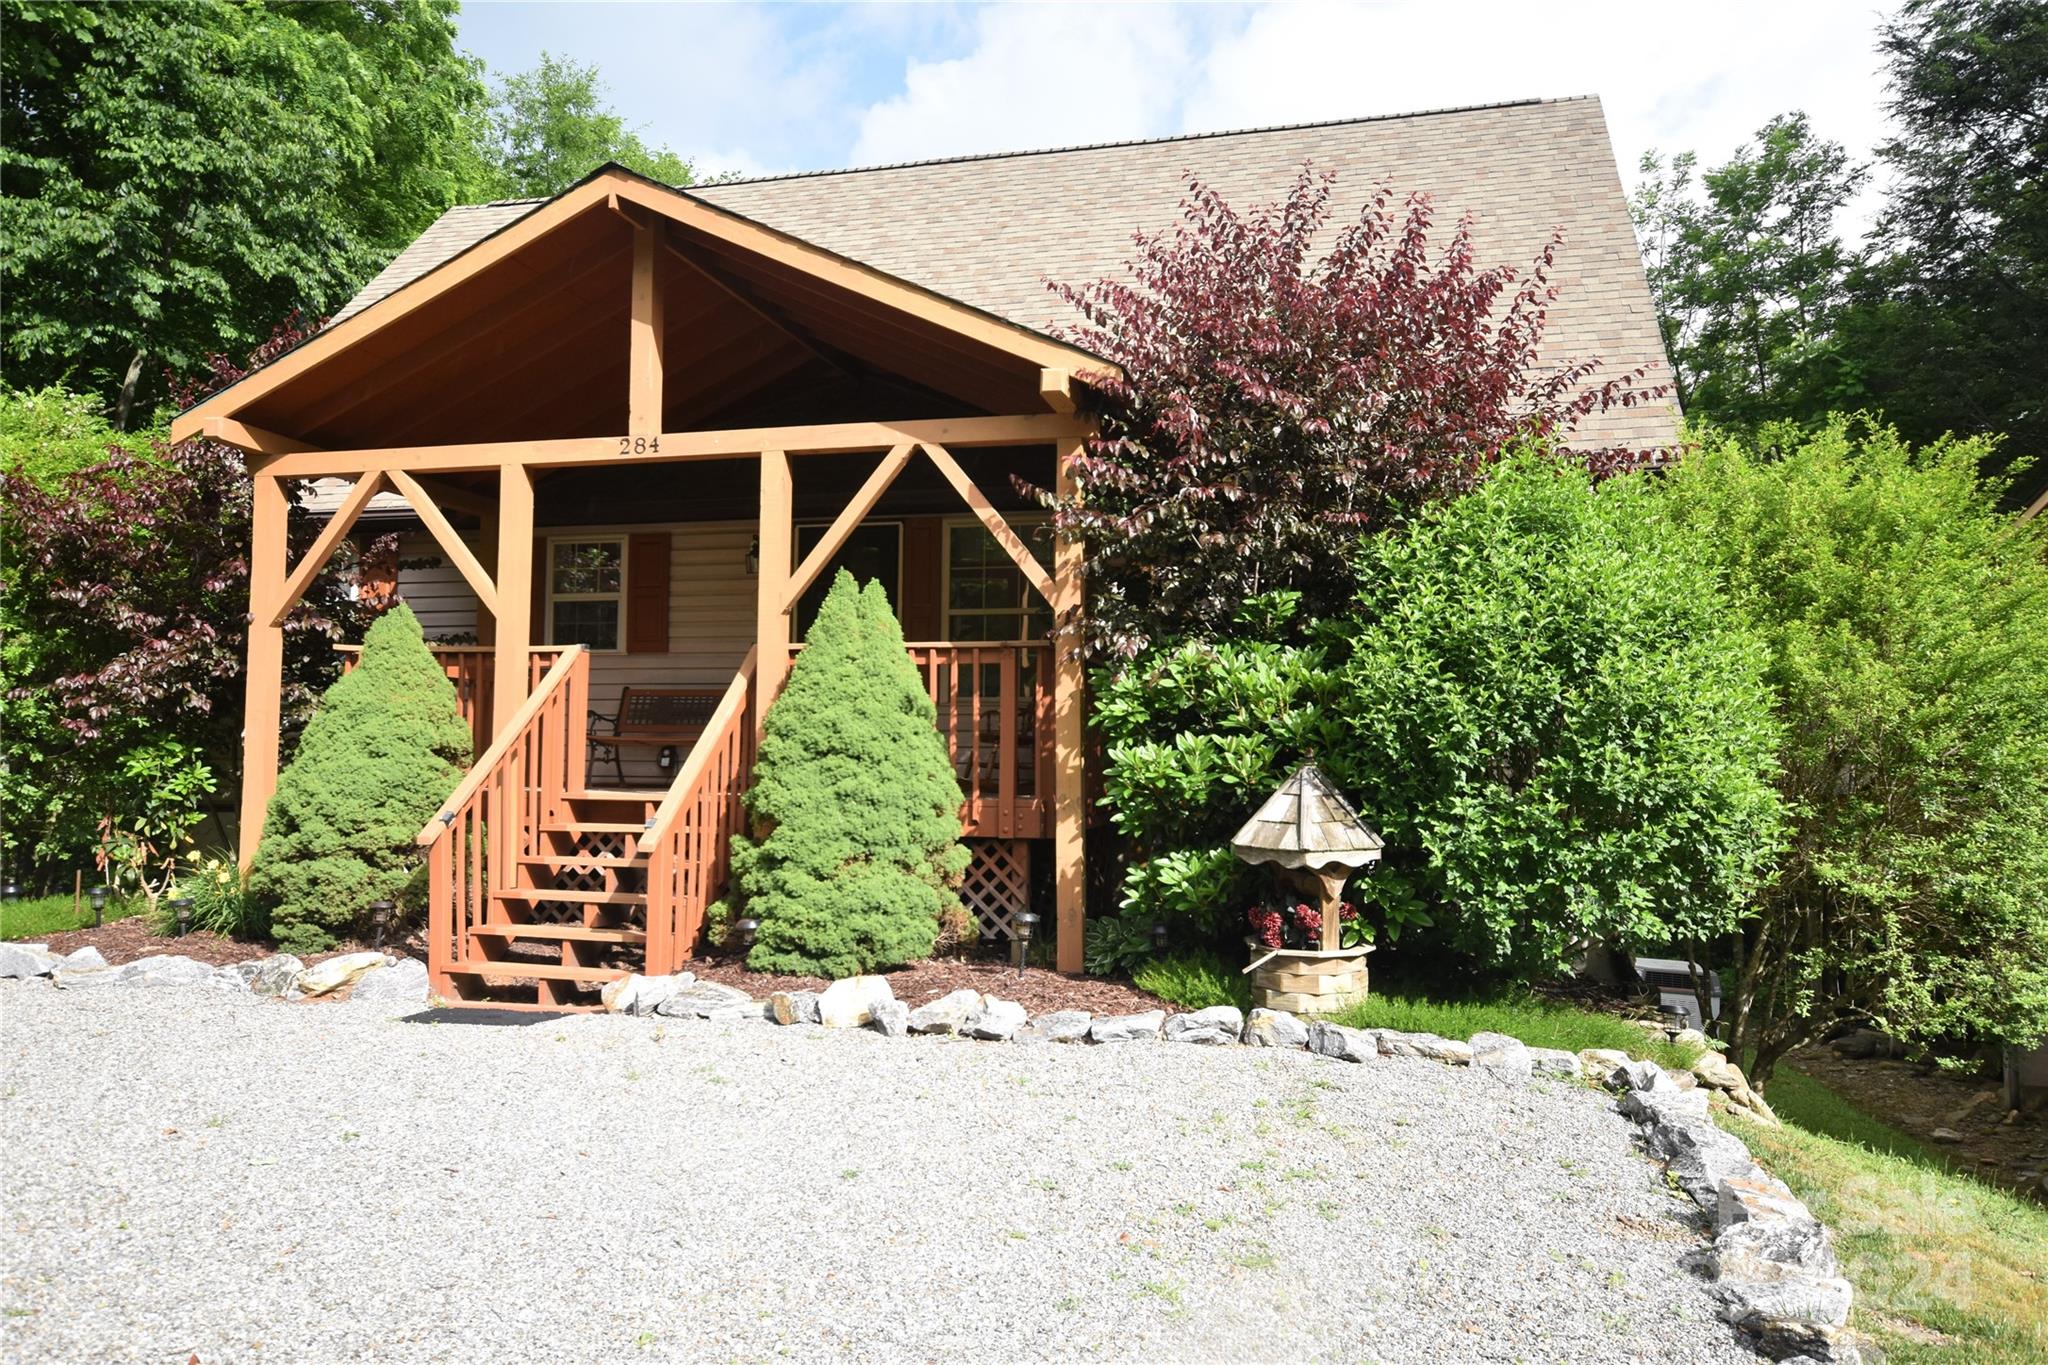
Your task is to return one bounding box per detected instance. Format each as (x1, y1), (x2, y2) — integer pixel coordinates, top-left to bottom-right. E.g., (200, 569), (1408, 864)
(392, 520), (757, 787)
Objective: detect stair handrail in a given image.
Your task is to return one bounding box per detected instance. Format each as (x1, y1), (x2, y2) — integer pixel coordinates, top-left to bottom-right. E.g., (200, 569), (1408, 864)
(416, 644), (587, 848)
(640, 647), (756, 975)
(643, 645), (756, 842)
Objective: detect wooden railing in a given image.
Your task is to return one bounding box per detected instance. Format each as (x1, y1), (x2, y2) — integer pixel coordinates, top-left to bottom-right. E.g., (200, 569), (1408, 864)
(338, 644), (564, 762)
(415, 646), (589, 998)
(787, 641), (1053, 840)
(641, 649), (756, 975)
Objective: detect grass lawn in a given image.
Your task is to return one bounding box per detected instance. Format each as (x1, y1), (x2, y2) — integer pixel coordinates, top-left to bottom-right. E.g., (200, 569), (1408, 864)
(1329, 991), (1707, 1072)
(0, 892), (142, 942)
(1726, 1067), (2048, 1364)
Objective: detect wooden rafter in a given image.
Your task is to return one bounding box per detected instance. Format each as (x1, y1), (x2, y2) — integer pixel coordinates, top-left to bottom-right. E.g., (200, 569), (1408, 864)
(387, 469), (499, 615)
(629, 212), (665, 438)
(270, 473), (385, 626)
(1039, 369), (1076, 414)
(410, 475), (495, 520)
(781, 442), (915, 610)
(920, 441), (1055, 604)
(665, 234), (858, 381)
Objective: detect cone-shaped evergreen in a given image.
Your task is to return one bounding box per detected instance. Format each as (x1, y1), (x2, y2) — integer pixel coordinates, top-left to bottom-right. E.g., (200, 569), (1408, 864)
(249, 604), (471, 953)
(733, 571), (969, 975)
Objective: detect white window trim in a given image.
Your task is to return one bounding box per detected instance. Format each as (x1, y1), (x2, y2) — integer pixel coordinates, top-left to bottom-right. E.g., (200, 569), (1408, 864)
(545, 535), (628, 654)
(940, 516), (1052, 645)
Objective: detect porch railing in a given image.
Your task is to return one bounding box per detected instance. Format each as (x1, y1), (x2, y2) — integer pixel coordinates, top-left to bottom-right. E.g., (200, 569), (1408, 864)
(415, 645), (589, 998)
(786, 641), (1054, 840)
(641, 648), (756, 975)
(338, 643), (564, 762)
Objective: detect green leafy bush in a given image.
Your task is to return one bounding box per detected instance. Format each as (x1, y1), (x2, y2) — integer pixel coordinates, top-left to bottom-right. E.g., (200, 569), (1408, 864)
(1131, 951), (1253, 1012)
(1664, 417), (2048, 1083)
(731, 572), (970, 976)
(248, 605), (470, 953)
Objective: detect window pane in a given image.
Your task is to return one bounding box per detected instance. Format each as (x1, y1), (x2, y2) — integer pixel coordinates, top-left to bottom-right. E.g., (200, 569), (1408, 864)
(793, 523), (900, 639)
(552, 541), (621, 595)
(552, 600), (619, 650)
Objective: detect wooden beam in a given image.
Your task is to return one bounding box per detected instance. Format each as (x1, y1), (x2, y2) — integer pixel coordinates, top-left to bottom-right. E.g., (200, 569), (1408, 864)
(387, 469), (500, 616)
(250, 414), (1090, 479)
(410, 475), (495, 520)
(664, 234), (857, 381)
(1051, 435), (1087, 973)
(781, 442), (915, 611)
(1039, 369), (1075, 414)
(493, 464), (536, 735)
(239, 475), (289, 867)
(270, 473), (384, 626)
(755, 449), (793, 733)
(201, 418), (319, 457)
(629, 215), (665, 439)
(919, 441), (1055, 604)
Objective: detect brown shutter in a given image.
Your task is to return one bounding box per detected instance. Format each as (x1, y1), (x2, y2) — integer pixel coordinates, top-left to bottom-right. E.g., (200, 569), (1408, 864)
(626, 532), (671, 654)
(901, 517), (942, 641)
(531, 537), (547, 643)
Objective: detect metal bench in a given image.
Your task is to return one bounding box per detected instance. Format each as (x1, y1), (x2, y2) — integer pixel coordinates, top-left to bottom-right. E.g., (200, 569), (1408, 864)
(587, 687), (722, 787)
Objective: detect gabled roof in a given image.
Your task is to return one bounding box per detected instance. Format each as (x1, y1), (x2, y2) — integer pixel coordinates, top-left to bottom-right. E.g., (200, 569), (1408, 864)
(324, 95), (1678, 451)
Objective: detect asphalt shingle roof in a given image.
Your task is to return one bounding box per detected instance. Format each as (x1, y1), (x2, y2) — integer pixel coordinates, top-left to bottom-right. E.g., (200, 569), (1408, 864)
(333, 96), (1676, 450)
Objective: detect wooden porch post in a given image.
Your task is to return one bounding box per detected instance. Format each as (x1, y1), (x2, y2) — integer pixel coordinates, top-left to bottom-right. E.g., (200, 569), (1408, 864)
(493, 462), (535, 735)
(754, 450), (793, 734)
(1052, 437), (1087, 973)
(237, 473), (289, 867)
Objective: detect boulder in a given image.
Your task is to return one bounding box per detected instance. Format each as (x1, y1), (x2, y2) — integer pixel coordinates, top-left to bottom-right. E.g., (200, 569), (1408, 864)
(654, 980), (755, 1019)
(1306, 1021), (1379, 1063)
(1673, 1027), (1711, 1050)
(601, 971), (690, 1017)
(1243, 1008), (1309, 1049)
(817, 975), (893, 1028)
(1713, 1275), (1855, 1332)
(245, 954), (306, 998)
(770, 990), (820, 1025)
(1829, 1028), (1889, 1060)
(60, 946), (109, 973)
(85, 954), (218, 989)
(350, 958), (430, 1007)
(1692, 1051), (1747, 1091)
(966, 997), (1028, 1041)
(1642, 1110), (1761, 1209)
(1528, 1047), (1583, 1080)
(1469, 1031), (1533, 1083)
(907, 988), (984, 1035)
(1028, 1009), (1094, 1043)
(1089, 1010), (1166, 1044)
(1578, 1048), (1633, 1082)
(1165, 1006), (1243, 1045)
(1714, 1173), (1810, 1231)
(869, 999), (911, 1038)
(1376, 1030), (1472, 1065)
(1610, 1058), (1674, 1093)
(0, 944), (57, 979)
(1620, 1084), (1713, 1123)
(296, 952), (394, 998)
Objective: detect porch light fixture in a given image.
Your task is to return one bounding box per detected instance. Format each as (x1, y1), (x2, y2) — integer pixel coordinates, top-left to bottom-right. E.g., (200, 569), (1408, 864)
(89, 885), (109, 928)
(369, 900), (394, 952)
(734, 917), (759, 952)
(657, 745), (678, 774)
(744, 537), (760, 577)
(171, 897), (193, 937)
(1012, 912), (1040, 976)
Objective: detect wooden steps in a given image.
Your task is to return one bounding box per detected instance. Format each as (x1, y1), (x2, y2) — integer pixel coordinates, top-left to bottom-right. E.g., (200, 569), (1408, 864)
(471, 924), (647, 945)
(492, 887), (646, 907)
(549, 820), (648, 835)
(518, 854), (648, 871)
(449, 959), (626, 983)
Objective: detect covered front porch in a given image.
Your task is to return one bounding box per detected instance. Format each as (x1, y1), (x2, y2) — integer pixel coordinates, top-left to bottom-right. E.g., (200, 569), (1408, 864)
(173, 166), (1111, 1002)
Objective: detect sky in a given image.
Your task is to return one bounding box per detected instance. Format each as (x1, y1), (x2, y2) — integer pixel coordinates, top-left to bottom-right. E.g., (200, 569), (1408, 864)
(459, 0), (1899, 238)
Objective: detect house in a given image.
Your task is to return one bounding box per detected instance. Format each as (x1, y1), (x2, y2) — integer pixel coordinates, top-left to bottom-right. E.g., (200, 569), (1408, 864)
(172, 96), (1677, 1007)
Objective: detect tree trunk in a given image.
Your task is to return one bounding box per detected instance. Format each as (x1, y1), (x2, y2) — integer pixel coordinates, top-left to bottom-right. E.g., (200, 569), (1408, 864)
(112, 347), (147, 432)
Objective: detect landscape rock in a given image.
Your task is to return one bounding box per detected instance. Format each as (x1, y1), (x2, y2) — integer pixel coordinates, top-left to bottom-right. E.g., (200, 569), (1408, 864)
(1643, 1110), (1761, 1208)
(1713, 1275), (1855, 1332)
(350, 958), (430, 1006)
(1619, 1084), (1713, 1122)
(0, 944), (57, 979)
(1742, 1321), (1862, 1364)
(1089, 1009), (1165, 1044)
(1692, 1051), (1747, 1091)
(1829, 1027), (1890, 1060)
(1164, 1005), (1243, 1045)
(868, 999), (910, 1038)
(1028, 1009), (1093, 1043)
(1929, 1126), (1964, 1144)
(601, 971), (689, 1016)
(907, 988), (983, 1035)
(1610, 1058), (1675, 1093)
(654, 980), (755, 1019)
(1376, 1030), (1473, 1065)
(966, 997), (1028, 1041)
(817, 975), (893, 1028)
(1469, 1031), (1533, 1083)
(245, 954), (306, 998)
(59, 946), (109, 973)
(76, 954), (218, 989)
(1714, 1172), (1810, 1231)
(1306, 1021), (1379, 1063)
(769, 990), (820, 1025)
(296, 952), (394, 998)
(1578, 1047), (1633, 1080)
(1528, 1047), (1583, 1079)
(1673, 1027), (1711, 1050)
(1242, 1008), (1309, 1049)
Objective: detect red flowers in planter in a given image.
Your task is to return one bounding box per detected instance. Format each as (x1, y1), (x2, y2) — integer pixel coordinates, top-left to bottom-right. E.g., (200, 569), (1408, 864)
(1248, 900), (1360, 951)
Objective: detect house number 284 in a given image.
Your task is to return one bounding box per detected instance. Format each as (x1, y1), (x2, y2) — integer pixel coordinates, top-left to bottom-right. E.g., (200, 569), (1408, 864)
(618, 435), (661, 454)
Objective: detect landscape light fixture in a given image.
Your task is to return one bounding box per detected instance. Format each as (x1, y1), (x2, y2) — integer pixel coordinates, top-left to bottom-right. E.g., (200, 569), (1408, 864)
(734, 917), (759, 952)
(369, 900), (394, 952)
(1012, 912), (1040, 976)
(1151, 921), (1169, 956)
(89, 885), (109, 928)
(171, 897), (193, 936)
(0, 881), (19, 902)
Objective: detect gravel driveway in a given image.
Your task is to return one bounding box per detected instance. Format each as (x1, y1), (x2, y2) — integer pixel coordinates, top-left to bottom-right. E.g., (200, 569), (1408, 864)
(2, 983), (1752, 1363)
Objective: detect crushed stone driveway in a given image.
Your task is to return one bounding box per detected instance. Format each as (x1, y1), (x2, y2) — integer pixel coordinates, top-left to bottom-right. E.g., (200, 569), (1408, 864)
(1, 984), (1753, 1363)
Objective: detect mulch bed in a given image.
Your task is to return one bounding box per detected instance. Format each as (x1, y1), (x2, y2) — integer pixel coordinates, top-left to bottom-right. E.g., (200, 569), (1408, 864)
(686, 952), (1168, 1017)
(34, 916), (421, 971)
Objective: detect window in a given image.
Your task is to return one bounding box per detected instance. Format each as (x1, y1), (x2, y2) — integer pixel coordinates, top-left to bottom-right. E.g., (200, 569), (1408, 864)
(945, 520), (1052, 641)
(792, 522), (901, 639)
(546, 538), (625, 651)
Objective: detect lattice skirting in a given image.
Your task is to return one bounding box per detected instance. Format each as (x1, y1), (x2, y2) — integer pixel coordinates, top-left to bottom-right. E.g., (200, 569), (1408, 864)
(962, 839), (1033, 939)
